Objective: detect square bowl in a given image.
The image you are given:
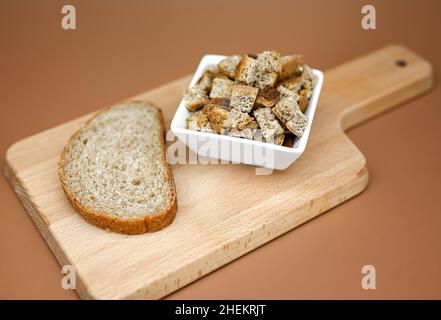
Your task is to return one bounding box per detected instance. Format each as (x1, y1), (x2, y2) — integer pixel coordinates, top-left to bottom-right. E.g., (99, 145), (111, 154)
(170, 54), (324, 170)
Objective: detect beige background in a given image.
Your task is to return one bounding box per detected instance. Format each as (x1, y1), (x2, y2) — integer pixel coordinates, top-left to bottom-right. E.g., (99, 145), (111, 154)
(0, 0), (440, 299)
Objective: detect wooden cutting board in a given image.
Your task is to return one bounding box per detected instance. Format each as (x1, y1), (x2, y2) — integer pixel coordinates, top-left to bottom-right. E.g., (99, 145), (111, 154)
(4, 45), (433, 299)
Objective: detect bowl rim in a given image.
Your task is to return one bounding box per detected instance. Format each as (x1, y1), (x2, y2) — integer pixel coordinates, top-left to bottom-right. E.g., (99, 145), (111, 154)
(170, 54), (324, 155)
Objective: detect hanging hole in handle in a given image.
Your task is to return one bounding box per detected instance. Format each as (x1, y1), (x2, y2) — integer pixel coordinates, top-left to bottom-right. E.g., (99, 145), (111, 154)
(395, 59), (407, 67)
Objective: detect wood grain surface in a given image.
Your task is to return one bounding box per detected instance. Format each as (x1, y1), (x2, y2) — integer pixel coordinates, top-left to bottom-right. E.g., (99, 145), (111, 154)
(4, 45), (432, 299)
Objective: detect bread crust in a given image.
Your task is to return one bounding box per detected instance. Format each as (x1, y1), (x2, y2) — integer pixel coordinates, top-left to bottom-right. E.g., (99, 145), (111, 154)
(58, 101), (178, 235)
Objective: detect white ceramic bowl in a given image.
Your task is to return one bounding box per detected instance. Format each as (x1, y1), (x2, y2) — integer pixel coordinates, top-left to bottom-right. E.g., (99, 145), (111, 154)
(170, 55), (324, 170)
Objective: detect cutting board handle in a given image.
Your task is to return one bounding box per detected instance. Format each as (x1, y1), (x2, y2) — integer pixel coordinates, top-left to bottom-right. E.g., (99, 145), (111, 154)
(320, 45), (433, 131)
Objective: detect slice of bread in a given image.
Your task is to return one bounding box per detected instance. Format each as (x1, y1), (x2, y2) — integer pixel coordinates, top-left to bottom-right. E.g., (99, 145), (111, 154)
(58, 101), (178, 234)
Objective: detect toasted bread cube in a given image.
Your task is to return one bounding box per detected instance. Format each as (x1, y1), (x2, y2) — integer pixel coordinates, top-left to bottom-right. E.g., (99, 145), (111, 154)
(256, 51), (282, 74)
(186, 111), (215, 133)
(277, 85), (300, 100)
(280, 54), (303, 79)
(285, 111), (308, 138)
(298, 89), (310, 113)
(186, 111), (202, 130)
(230, 84), (259, 113)
(280, 76), (302, 93)
(255, 71), (278, 89)
(197, 65), (220, 92)
(218, 55), (242, 78)
(255, 87), (280, 108)
(300, 64), (318, 90)
(224, 109), (254, 130)
(183, 85), (208, 111)
(197, 72), (214, 93)
(203, 98), (231, 113)
(273, 95), (299, 123)
(228, 120), (258, 140)
(209, 78), (234, 99)
(263, 132), (285, 145)
(206, 106), (228, 134)
(273, 133), (285, 145)
(253, 107), (284, 142)
(196, 112), (210, 129)
(235, 55), (258, 84)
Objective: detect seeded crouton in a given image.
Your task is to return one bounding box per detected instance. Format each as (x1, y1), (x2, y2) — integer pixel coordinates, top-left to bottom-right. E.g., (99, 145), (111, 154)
(228, 120), (258, 140)
(186, 111), (215, 133)
(198, 72), (213, 93)
(263, 132), (285, 145)
(255, 71), (278, 89)
(298, 89), (310, 113)
(273, 95), (299, 123)
(286, 111), (308, 138)
(274, 133), (285, 146)
(280, 55), (303, 79)
(256, 51), (282, 74)
(255, 87), (280, 108)
(183, 85), (208, 111)
(210, 78), (234, 99)
(206, 106), (229, 134)
(300, 65), (318, 90)
(253, 107), (284, 142)
(218, 55), (242, 78)
(197, 65), (220, 92)
(223, 109), (254, 130)
(273, 92), (309, 137)
(277, 85), (300, 99)
(203, 98), (231, 113)
(186, 110), (202, 130)
(235, 55), (258, 84)
(280, 76), (303, 92)
(230, 84), (259, 113)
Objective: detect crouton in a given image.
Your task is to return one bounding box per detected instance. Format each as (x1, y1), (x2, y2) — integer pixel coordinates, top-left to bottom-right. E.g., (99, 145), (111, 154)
(280, 76), (303, 92)
(255, 71), (278, 89)
(300, 65), (318, 90)
(206, 106), (229, 134)
(203, 98), (231, 113)
(186, 111), (215, 133)
(218, 55), (242, 78)
(255, 87), (280, 108)
(210, 78), (234, 99)
(235, 55), (258, 84)
(280, 54), (303, 79)
(285, 111), (308, 138)
(186, 110), (201, 130)
(273, 95), (299, 123)
(274, 133), (285, 146)
(298, 89), (310, 113)
(273, 92), (308, 137)
(253, 107), (284, 142)
(228, 120), (258, 140)
(224, 109), (254, 130)
(230, 84), (259, 113)
(277, 85), (300, 99)
(256, 51), (282, 74)
(197, 65), (220, 92)
(264, 132), (285, 145)
(183, 85), (208, 111)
